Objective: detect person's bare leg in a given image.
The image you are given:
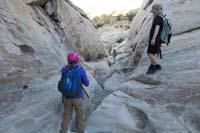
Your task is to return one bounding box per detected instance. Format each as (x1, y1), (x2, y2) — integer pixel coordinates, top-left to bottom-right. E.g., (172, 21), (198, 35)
(148, 53), (157, 65)
(146, 53), (158, 74)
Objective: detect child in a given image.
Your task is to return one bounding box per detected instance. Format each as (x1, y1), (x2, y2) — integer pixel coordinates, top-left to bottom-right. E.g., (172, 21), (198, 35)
(146, 4), (163, 74)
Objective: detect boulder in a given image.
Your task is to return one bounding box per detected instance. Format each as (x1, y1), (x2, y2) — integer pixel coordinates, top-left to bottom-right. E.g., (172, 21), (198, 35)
(56, 0), (105, 61)
(87, 91), (190, 133)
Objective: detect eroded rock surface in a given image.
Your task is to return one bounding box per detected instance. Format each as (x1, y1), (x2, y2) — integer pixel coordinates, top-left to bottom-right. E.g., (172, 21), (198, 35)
(87, 0), (200, 133)
(1, 0), (200, 133)
(0, 0), (103, 132)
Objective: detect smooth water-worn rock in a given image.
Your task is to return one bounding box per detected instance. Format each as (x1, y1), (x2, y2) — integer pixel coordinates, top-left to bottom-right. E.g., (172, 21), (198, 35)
(1, 0), (200, 132)
(87, 0), (200, 132)
(87, 91), (191, 133)
(88, 27), (200, 133)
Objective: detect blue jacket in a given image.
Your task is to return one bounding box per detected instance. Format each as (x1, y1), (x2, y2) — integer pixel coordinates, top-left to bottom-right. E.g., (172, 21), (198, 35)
(61, 64), (89, 99)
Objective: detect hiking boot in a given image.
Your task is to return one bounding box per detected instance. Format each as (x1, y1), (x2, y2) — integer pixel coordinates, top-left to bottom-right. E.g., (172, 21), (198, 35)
(155, 64), (162, 71)
(146, 64), (156, 75)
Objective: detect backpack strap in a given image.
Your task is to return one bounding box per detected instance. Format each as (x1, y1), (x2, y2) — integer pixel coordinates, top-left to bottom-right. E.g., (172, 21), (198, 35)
(74, 66), (83, 90)
(156, 38), (163, 59)
(159, 14), (166, 19)
(65, 64), (72, 71)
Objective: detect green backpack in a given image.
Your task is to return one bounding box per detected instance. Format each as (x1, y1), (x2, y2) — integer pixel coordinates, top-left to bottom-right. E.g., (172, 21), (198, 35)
(160, 15), (172, 45)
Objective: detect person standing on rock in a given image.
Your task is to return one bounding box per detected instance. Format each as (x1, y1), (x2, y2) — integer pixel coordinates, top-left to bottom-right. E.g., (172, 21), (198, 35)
(58, 51), (89, 133)
(146, 4), (163, 74)
(112, 49), (118, 63)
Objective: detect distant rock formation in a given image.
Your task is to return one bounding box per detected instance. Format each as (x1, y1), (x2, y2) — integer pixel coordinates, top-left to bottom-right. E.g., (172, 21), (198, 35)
(92, 10), (138, 68)
(92, 10), (138, 29)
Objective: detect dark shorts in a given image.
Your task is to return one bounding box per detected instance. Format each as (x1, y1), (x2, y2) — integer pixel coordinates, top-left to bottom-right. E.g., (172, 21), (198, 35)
(147, 39), (162, 54)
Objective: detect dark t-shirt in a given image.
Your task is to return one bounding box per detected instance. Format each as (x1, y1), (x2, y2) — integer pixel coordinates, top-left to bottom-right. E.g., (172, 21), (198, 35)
(149, 15), (163, 42)
(147, 16), (163, 54)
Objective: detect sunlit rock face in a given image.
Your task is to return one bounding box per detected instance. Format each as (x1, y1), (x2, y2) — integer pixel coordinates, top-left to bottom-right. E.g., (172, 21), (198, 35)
(0, 0), (103, 132)
(0, 0), (105, 86)
(56, 0), (105, 61)
(0, 0), (64, 86)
